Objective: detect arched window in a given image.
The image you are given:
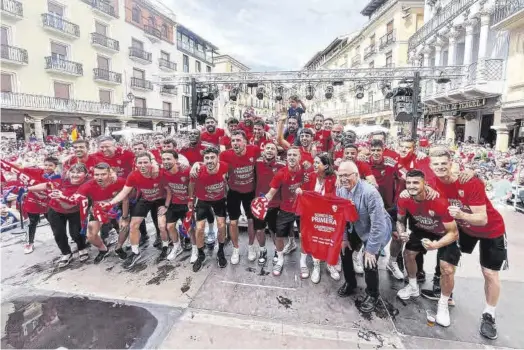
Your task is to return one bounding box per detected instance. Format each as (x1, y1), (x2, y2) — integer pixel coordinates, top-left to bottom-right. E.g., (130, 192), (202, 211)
(131, 6), (140, 23)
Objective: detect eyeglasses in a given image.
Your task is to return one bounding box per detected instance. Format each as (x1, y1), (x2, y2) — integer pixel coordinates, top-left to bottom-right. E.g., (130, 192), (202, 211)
(338, 172), (357, 178)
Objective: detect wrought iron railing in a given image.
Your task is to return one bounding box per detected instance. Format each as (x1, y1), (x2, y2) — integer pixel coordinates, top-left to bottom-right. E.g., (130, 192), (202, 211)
(160, 86), (177, 95)
(81, 0), (116, 17)
(408, 0), (476, 51)
(379, 30), (395, 51)
(93, 68), (121, 83)
(132, 107), (172, 118)
(159, 58), (176, 70)
(41, 13), (80, 37)
(484, 59), (504, 80)
(491, 0), (524, 26)
(45, 57), (83, 75)
(364, 44), (377, 59)
(130, 77), (153, 90)
(177, 42), (213, 64)
(144, 25), (162, 39)
(1, 0), (22, 17)
(129, 47), (152, 62)
(91, 32), (120, 51)
(1, 92), (124, 115)
(1, 44), (27, 63)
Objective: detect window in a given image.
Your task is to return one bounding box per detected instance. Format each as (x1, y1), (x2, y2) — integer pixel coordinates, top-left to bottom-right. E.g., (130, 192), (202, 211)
(99, 89), (111, 104)
(370, 34), (375, 46)
(132, 6), (141, 23)
(134, 97), (146, 108)
(163, 102), (172, 117)
(386, 52), (393, 67)
(51, 42), (67, 61)
(183, 54), (189, 72)
(133, 68), (144, 79)
(95, 22), (107, 36)
(387, 20), (394, 33)
(131, 38), (143, 50)
(195, 60), (201, 72)
(97, 55), (109, 70)
(197, 43), (203, 52)
(148, 16), (156, 27)
(1, 73), (13, 92)
(161, 24), (168, 38)
(206, 65), (211, 73)
(182, 96), (190, 112)
(189, 39), (194, 51)
(1, 26), (9, 46)
(176, 31), (182, 42)
(161, 51), (169, 61)
(48, 1), (64, 16)
(54, 81), (70, 99)
(183, 84), (189, 94)
(182, 34), (188, 43)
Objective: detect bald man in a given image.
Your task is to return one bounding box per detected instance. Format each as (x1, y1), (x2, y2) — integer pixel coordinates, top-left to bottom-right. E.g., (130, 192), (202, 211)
(336, 160), (392, 313)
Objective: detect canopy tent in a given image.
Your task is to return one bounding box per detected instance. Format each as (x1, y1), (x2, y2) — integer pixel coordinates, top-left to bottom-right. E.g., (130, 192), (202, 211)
(111, 128), (155, 137)
(343, 124), (390, 136)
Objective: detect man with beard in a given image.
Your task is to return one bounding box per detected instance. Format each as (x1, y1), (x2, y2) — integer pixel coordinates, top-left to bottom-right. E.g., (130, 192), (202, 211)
(220, 130), (261, 263)
(62, 140), (99, 174)
(76, 162), (129, 263)
(338, 144), (377, 186)
(254, 141), (286, 265)
(332, 130), (357, 160)
(277, 115), (300, 151)
(312, 114), (331, 152)
(370, 131), (399, 163)
(161, 139), (190, 167)
(150, 133), (165, 163)
(188, 147), (228, 271)
(250, 120), (271, 150)
(107, 152), (169, 269)
(264, 147), (309, 276)
(219, 117), (239, 152)
(95, 136), (135, 178)
(238, 110), (256, 140)
(201, 116), (225, 148)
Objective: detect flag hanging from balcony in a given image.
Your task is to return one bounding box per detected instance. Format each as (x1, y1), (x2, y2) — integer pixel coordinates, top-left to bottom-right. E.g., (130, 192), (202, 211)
(71, 125), (79, 141)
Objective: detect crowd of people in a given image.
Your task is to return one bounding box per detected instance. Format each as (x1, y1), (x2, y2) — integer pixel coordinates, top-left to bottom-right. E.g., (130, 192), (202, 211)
(1, 97), (522, 342)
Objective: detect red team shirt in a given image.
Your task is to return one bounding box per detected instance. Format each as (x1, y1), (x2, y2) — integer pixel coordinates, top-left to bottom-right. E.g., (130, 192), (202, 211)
(125, 171), (165, 202)
(62, 154), (99, 174)
(179, 143), (206, 165)
(163, 167), (191, 204)
(397, 196), (454, 235)
(270, 167), (310, 212)
(219, 135), (232, 150)
(77, 178), (126, 204)
(299, 147), (314, 165)
(48, 179), (83, 214)
(192, 161), (229, 201)
(201, 128), (225, 148)
(95, 148), (135, 178)
(219, 145), (261, 193)
(314, 130), (331, 152)
(255, 158), (286, 208)
(369, 160), (397, 210)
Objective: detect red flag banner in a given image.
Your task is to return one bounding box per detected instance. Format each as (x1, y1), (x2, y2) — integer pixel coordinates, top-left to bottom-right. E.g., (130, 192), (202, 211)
(295, 191), (358, 265)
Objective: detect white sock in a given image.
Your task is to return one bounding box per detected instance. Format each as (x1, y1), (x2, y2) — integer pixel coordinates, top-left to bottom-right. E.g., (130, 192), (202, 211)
(484, 304), (496, 318)
(409, 277), (418, 289)
(300, 253), (308, 267)
(208, 222), (214, 232)
(288, 237), (294, 244)
(277, 251), (284, 265)
(313, 258), (320, 266)
(192, 244), (197, 251)
(439, 294), (450, 306)
(131, 245), (139, 254)
(389, 256), (397, 264)
(162, 241), (169, 247)
(173, 241), (180, 249)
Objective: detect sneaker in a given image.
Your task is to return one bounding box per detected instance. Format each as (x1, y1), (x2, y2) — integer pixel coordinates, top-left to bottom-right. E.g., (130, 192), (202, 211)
(421, 287), (456, 307)
(417, 270), (426, 283)
(397, 284), (420, 300)
(115, 247), (128, 261)
(58, 254), (72, 268)
(24, 243), (34, 254)
(300, 265), (310, 279)
(283, 239), (297, 255)
(231, 247), (240, 265)
(167, 244), (183, 260)
(78, 249), (89, 262)
(258, 249), (268, 265)
(353, 251), (364, 274)
(190, 246), (198, 264)
(123, 252), (142, 269)
(327, 265), (341, 281)
(272, 251), (278, 264)
(335, 259), (342, 272)
(157, 246), (169, 263)
(193, 254), (205, 272)
(247, 245), (257, 262)
(273, 262), (283, 276)
(182, 237), (192, 251)
(94, 250), (109, 264)
(387, 261), (404, 280)
(480, 313), (498, 340)
(153, 237), (162, 249)
(205, 230), (216, 245)
(217, 251), (227, 268)
(311, 263), (321, 284)
(436, 303), (450, 327)
(358, 294), (378, 313)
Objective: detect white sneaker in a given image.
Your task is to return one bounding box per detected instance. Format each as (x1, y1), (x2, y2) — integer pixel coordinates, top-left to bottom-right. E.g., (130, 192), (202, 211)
(24, 243), (34, 254)
(327, 265), (341, 281)
(436, 303), (451, 327)
(353, 251), (364, 274)
(335, 258), (342, 272)
(397, 284), (420, 300)
(283, 239), (297, 254)
(387, 261), (404, 280)
(190, 246), (198, 264)
(311, 262), (321, 284)
(167, 244), (183, 261)
(247, 245), (257, 262)
(231, 247), (240, 265)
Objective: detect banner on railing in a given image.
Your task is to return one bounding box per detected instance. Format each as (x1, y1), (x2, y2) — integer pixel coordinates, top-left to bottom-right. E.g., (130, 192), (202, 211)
(424, 98), (486, 115)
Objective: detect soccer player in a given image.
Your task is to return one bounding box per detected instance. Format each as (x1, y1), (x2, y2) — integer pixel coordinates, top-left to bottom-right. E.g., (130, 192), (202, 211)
(339, 144), (377, 186)
(396, 170), (460, 327)
(323, 117), (334, 131)
(250, 120), (271, 150)
(188, 147), (228, 272)
(94, 136), (135, 178)
(370, 131), (399, 163)
(150, 133), (165, 162)
(201, 116), (225, 148)
(62, 139), (99, 174)
(219, 117), (239, 152)
(278, 115), (300, 146)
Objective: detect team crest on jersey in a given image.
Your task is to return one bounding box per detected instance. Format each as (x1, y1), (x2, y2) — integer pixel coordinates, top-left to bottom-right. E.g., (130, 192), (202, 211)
(428, 210), (434, 217)
(332, 205), (338, 213)
(381, 170), (385, 176)
(458, 190), (464, 197)
(153, 184), (158, 187)
(112, 192), (118, 196)
(249, 157), (254, 162)
(181, 177), (186, 182)
(117, 160), (121, 164)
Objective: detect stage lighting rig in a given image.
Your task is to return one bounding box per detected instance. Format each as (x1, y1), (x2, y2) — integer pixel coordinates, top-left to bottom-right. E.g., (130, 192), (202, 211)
(256, 87), (265, 100)
(305, 85), (315, 100)
(274, 86), (284, 101)
(325, 85), (334, 99)
(355, 85), (364, 99)
(229, 86), (239, 101)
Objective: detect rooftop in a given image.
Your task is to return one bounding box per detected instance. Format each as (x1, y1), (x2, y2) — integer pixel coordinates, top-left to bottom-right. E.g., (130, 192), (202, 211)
(176, 24), (219, 51)
(361, 0), (387, 16)
(214, 54), (250, 71)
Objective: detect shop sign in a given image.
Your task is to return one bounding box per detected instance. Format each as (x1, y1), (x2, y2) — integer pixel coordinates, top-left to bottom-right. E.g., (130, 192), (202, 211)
(424, 98), (486, 115)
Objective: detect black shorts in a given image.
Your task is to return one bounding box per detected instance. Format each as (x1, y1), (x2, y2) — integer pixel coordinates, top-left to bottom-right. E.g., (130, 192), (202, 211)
(406, 229), (462, 267)
(226, 190), (255, 221)
(131, 199), (165, 218)
(458, 230), (508, 271)
(166, 203), (189, 224)
(195, 198), (227, 222)
(253, 207), (279, 232)
(275, 210), (296, 238)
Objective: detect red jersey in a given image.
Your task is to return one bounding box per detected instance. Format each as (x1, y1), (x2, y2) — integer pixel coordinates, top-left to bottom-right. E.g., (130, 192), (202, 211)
(301, 173), (337, 195)
(94, 148), (135, 178)
(151, 148), (162, 163)
(238, 122), (254, 140)
(299, 147), (314, 165)
(22, 168), (56, 214)
(219, 145), (261, 193)
(249, 135), (271, 150)
(219, 135), (232, 150)
(285, 133), (297, 146)
(179, 143), (206, 165)
(356, 160), (373, 179)
(125, 170), (165, 202)
(383, 148), (399, 164)
(395, 155), (437, 202)
(369, 159), (397, 210)
(255, 158), (286, 208)
(397, 196), (454, 235)
(201, 128), (225, 148)
(435, 177), (505, 239)
(163, 167), (190, 204)
(269, 166), (310, 212)
(314, 130), (331, 152)
(48, 179), (84, 214)
(77, 178), (126, 205)
(192, 161), (228, 201)
(62, 154), (99, 174)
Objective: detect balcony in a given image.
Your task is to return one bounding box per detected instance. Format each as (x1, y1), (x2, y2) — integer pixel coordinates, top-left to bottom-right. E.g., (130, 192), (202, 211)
(364, 44), (376, 60)
(1, 44), (28, 65)
(41, 13), (80, 39)
(491, 0), (524, 30)
(93, 68), (122, 85)
(129, 47), (152, 64)
(132, 107), (172, 119)
(130, 77), (153, 91)
(1, 0), (22, 20)
(91, 33), (119, 52)
(379, 30), (395, 51)
(177, 41), (213, 65)
(144, 25), (162, 43)
(160, 86), (177, 96)
(408, 0), (476, 51)
(81, 0), (117, 19)
(1, 92), (124, 116)
(351, 55), (361, 67)
(159, 58), (176, 71)
(45, 57), (83, 76)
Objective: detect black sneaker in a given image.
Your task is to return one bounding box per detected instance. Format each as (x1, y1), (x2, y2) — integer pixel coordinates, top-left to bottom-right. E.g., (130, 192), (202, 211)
(421, 284), (441, 301)
(115, 248), (127, 261)
(157, 246), (169, 263)
(258, 250), (268, 265)
(357, 294), (378, 313)
(182, 237), (192, 251)
(193, 254), (205, 272)
(139, 234), (149, 247)
(123, 252), (142, 269)
(417, 270), (426, 283)
(480, 313), (498, 340)
(153, 237), (162, 249)
(93, 250), (109, 264)
(217, 251), (227, 268)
